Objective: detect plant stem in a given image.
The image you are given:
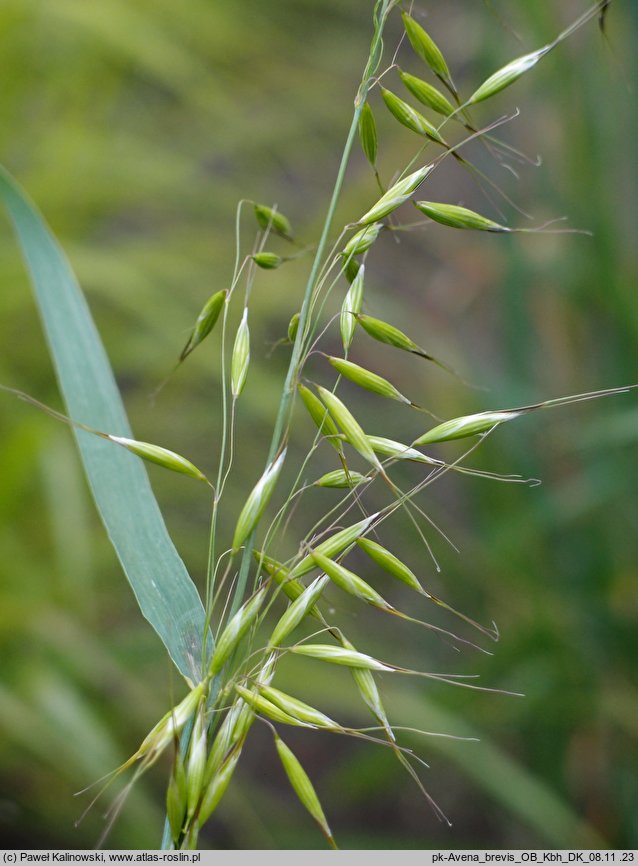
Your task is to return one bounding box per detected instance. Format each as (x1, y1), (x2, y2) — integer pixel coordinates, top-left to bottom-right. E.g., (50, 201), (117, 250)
(226, 111), (363, 623)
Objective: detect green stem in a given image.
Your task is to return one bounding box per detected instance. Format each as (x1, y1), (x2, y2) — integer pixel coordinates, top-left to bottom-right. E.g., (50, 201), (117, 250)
(227, 109), (363, 623)
(225, 1), (393, 624)
(202, 200), (249, 665)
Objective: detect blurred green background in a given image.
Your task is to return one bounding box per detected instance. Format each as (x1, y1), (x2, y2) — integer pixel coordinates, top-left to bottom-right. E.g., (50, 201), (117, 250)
(1, 0), (637, 851)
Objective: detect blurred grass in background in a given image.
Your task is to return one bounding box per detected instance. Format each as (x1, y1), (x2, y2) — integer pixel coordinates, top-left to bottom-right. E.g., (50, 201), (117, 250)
(0, 0), (636, 850)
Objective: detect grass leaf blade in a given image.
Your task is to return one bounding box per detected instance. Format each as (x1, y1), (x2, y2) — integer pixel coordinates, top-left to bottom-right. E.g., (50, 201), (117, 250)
(0, 164), (210, 683)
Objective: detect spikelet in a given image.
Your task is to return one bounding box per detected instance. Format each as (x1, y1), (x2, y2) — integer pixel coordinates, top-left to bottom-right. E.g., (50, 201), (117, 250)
(357, 166), (433, 225)
(468, 47), (551, 105)
(231, 449), (286, 551)
(208, 585), (268, 677)
(313, 469), (370, 489)
(254, 550), (289, 580)
(255, 684), (338, 729)
(355, 313), (453, 375)
(413, 411), (518, 445)
(252, 252), (282, 270)
(253, 203), (293, 240)
(185, 703), (207, 819)
(204, 698), (253, 783)
(231, 309), (250, 397)
(399, 71), (454, 117)
(166, 751), (187, 843)
(298, 383), (345, 454)
(356, 537), (426, 595)
(381, 88), (447, 145)
(254, 552), (325, 623)
(356, 313), (419, 353)
(288, 512), (378, 580)
(198, 744), (243, 826)
(308, 551), (453, 640)
(274, 734), (337, 848)
(342, 222), (383, 258)
(203, 649), (307, 822)
(254, 551), (310, 605)
(132, 682), (206, 770)
(309, 548), (393, 611)
(368, 433), (538, 488)
(358, 102), (378, 166)
(326, 356), (414, 406)
(287, 312), (300, 343)
(180, 289), (227, 362)
(340, 264), (365, 351)
(366, 434), (439, 465)
(106, 436), (209, 484)
(343, 257), (361, 283)
(268, 575), (330, 648)
(315, 385), (383, 471)
(340, 634), (395, 739)
(234, 684), (312, 727)
(0, 387), (211, 484)
(401, 12), (455, 93)
(415, 201), (509, 232)
(289, 643), (394, 671)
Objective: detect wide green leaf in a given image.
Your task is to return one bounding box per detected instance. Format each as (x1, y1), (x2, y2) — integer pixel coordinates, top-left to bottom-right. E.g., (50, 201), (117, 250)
(0, 164), (210, 683)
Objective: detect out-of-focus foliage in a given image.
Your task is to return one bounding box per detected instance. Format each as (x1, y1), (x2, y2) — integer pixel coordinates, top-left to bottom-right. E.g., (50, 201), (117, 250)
(0, 0), (636, 850)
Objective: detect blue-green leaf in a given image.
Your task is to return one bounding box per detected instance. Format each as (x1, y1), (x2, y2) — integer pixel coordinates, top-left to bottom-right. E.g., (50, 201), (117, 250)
(0, 163), (210, 683)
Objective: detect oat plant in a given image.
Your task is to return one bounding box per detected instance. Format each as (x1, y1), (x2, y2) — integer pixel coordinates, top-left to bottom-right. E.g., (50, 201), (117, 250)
(0, 0), (631, 850)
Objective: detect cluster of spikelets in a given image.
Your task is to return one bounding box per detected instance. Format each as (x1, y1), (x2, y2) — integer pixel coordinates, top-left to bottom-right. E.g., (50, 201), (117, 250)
(78, 1), (627, 850)
(8, 0), (624, 850)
